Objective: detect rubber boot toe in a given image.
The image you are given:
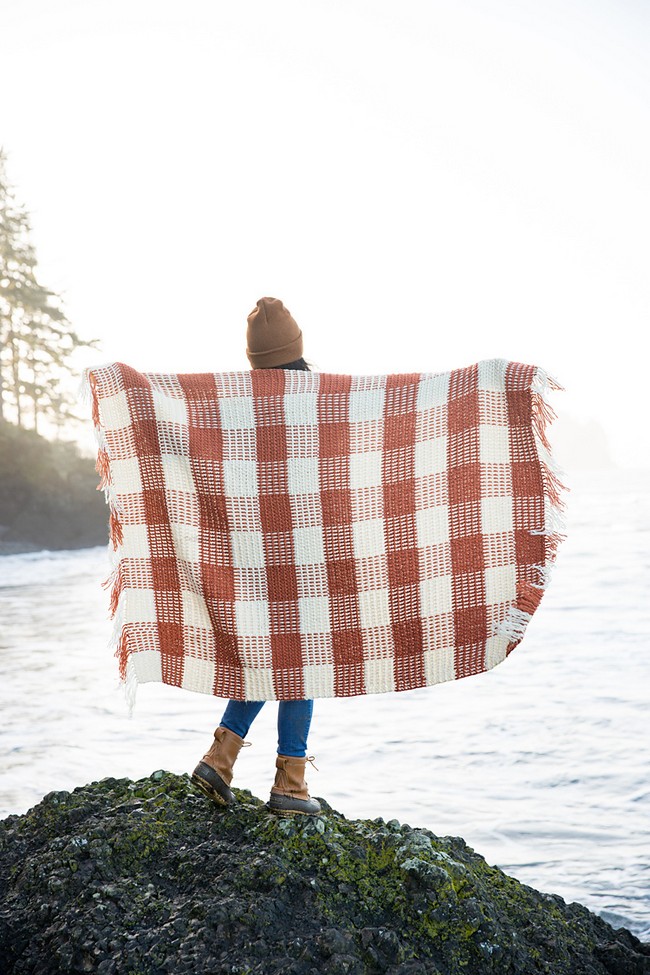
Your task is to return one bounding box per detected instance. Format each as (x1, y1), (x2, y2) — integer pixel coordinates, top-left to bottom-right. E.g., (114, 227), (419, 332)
(191, 761), (235, 806)
(268, 791), (322, 816)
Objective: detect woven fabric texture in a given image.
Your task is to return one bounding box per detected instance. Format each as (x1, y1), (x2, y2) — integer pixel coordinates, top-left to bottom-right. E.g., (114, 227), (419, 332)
(87, 359), (564, 702)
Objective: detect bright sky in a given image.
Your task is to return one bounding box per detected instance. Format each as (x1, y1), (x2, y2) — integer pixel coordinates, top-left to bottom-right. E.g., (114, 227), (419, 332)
(1, 0), (649, 467)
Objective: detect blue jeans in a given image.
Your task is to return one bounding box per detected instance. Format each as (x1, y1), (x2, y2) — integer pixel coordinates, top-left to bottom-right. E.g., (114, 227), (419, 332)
(220, 700), (314, 758)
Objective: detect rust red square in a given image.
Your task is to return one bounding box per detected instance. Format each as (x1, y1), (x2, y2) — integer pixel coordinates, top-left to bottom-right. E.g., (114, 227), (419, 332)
(320, 422), (350, 458)
(326, 559), (358, 595)
(511, 460), (543, 499)
(384, 479), (416, 519)
(453, 606), (488, 645)
(321, 490), (350, 527)
(201, 563), (235, 601)
(256, 425), (286, 463)
(451, 535), (485, 574)
(272, 633), (302, 671)
(267, 565), (299, 602)
(387, 549), (420, 586)
(189, 425), (223, 461)
(448, 462), (481, 504)
(259, 494), (293, 533)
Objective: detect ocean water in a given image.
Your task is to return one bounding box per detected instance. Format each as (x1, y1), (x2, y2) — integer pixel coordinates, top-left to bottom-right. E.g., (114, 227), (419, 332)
(0, 469), (648, 940)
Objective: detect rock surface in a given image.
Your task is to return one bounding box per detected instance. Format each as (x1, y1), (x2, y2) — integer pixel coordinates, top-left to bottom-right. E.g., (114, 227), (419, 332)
(0, 771), (648, 975)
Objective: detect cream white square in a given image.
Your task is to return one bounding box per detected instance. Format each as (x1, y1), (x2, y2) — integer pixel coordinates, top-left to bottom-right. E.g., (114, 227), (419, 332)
(287, 457), (320, 494)
(415, 505), (450, 544)
(414, 437), (448, 476)
(219, 395), (255, 430)
(235, 599), (270, 637)
(353, 519), (386, 558)
(293, 526), (325, 566)
(419, 574), (453, 616)
(481, 495), (514, 534)
(231, 531), (266, 568)
(485, 565), (517, 605)
(181, 656), (216, 694)
(416, 373), (450, 408)
(284, 392), (318, 426)
(299, 596), (331, 633)
(484, 633), (508, 670)
(152, 389), (188, 425)
(478, 358), (506, 392)
(162, 455), (194, 493)
(124, 588), (158, 623)
(110, 457), (143, 493)
(244, 666), (276, 701)
(100, 390), (129, 431)
(364, 656), (395, 695)
(223, 460), (259, 497)
(131, 649), (163, 683)
(303, 663), (335, 698)
(350, 451), (383, 489)
(423, 645), (456, 684)
(479, 425), (510, 465)
(359, 588), (391, 629)
(171, 523), (199, 563)
(349, 387), (385, 423)
(121, 523), (150, 558)
(181, 591), (212, 627)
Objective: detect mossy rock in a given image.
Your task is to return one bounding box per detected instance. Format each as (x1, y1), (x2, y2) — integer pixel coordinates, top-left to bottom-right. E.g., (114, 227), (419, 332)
(0, 771), (648, 974)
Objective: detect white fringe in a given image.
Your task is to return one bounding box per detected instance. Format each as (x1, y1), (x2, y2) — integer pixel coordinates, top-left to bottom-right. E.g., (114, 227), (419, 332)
(531, 365), (561, 408)
(124, 657), (138, 716)
(82, 364), (135, 712)
(78, 368), (92, 406)
(493, 606), (533, 642)
(530, 563), (553, 590)
(492, 367), (567, 647)
(532, 366), (568, 534)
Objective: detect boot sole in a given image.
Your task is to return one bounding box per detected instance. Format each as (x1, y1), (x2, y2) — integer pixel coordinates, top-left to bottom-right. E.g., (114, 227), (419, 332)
(191, 762), (234, 806)
(267, 795), (322, 817)
(267, 807), (320, 817)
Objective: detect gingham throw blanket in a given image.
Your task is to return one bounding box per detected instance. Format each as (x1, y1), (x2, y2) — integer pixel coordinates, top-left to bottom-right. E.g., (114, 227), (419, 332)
(86, 360), (564, 703)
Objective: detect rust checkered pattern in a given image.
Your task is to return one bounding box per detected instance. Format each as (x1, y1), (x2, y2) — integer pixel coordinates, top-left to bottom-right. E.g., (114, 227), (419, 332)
(88, 359), (563, 700)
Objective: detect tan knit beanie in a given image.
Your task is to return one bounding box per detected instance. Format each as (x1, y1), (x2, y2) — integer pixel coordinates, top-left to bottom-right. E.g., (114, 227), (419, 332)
(246, 297), (303, 369)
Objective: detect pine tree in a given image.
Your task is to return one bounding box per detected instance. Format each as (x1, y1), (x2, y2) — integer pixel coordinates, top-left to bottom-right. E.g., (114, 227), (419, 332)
(0, 147), (97, 431)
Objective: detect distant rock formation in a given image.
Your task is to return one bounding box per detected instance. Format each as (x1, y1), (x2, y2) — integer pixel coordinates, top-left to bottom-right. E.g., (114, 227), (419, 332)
(1, 772), (647, 974)
(0, 419), (106, 554)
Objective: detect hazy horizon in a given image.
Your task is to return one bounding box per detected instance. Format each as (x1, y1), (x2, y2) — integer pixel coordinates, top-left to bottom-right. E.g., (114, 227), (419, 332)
(1, 0), (648, 468)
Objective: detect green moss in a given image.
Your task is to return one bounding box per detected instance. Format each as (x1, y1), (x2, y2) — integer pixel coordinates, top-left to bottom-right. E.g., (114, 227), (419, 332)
(0, 771), (643, 975)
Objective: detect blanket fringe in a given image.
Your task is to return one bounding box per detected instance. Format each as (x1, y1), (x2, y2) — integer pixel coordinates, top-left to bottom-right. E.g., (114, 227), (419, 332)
(124, 658), (138, 715)
(103, 563), (124, 618)
(495, 606), (532, 643)
(531, 367), (568, 562)
(493, 367), (567, 648)
(82, 366), (131, 707)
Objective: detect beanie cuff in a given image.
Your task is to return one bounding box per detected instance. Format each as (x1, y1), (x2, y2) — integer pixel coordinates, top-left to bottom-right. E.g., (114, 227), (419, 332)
(247, 330), (303, 369)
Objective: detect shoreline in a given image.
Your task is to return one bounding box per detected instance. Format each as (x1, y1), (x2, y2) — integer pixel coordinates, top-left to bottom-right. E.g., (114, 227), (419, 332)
(0, 539), (104, 558)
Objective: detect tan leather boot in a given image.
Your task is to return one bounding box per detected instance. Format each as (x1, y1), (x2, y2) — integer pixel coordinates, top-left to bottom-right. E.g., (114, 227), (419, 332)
(268, 755), (322, 816)
(191, 726), (247, 806)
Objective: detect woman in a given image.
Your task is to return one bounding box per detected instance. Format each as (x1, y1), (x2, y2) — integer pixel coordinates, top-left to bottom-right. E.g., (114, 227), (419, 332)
(192, 297), (321, 816)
